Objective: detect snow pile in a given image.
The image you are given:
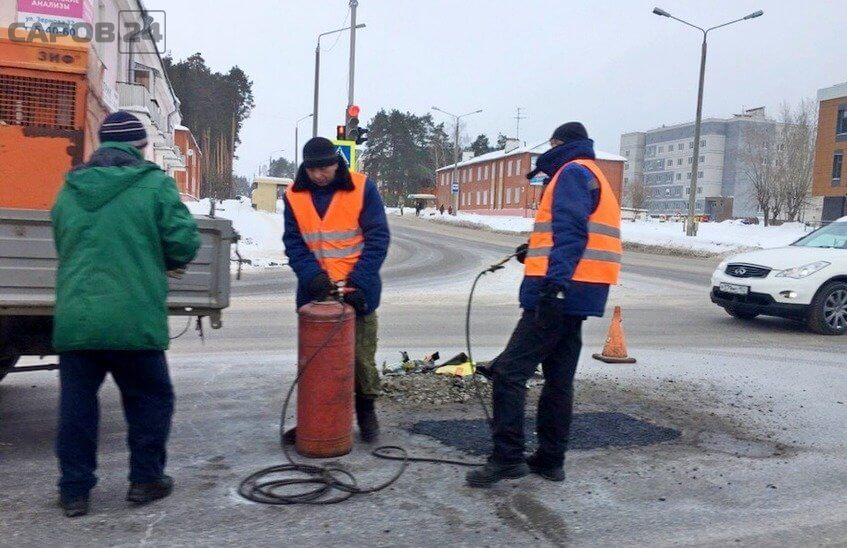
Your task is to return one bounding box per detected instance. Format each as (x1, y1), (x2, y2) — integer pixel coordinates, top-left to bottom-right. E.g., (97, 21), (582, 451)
(397, 208), (812, 254)
(621, 220), (810, 254)
(186, 198), (286, 268)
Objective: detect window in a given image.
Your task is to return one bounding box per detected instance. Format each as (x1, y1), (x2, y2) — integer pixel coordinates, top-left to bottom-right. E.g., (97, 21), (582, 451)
(658, 146), (664, 153)
(699, 156), (705, 163)
(701, 139), (706, 147)
(689, 141), (694, 149)
(833, 152), (844, 185)
(677, 158), (682, 166)
(516, 159), (521, 174)
(484, 165), (489, 179)
(624, 177), (629, 184)
(625, 163), (629, 171)
(698, 171), (703, 178)
(697, 186), (702, 194)
(483, 190), (488, 205)
(476, 191), (481, 205)
(838, 106), (847, 135)
(506, 188), (512, 204)
(507, 161), (513, 177)
(676, 173), (681, 180)
(687, 173), (691, 179)
(625, 150), (630, 156)
(688, 157), (693, 164)
(678, 143), (684, 151)
(478, 166), (482, 179)
(666, 159), (673, 167)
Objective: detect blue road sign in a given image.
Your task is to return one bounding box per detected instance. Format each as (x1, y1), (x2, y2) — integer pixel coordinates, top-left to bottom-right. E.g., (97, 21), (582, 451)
(331, 139), (357, 170)
(451, 182), (459, 194)
(529, 174), (548, 186)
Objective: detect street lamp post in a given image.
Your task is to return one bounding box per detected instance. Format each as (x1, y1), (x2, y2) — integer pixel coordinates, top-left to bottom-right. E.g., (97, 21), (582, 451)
(295, 113), (313, 168)
(313, 23), (366, 137)
(653, 7), (763, 236)
(266, 148), (285, 176)
(432, 106), (483, 215)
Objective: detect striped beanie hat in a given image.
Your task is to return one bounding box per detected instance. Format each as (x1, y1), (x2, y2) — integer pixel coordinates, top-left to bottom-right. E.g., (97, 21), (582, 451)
(98, 111), (148, 147)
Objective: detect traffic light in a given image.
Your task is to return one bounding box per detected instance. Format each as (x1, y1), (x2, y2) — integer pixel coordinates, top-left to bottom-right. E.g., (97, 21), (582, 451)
(355, 127), (368, 145)
(336, 125), (347, 140)
(346, 104), (361, 142)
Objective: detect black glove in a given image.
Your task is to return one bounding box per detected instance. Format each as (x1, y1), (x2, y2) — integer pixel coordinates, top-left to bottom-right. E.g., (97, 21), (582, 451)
(309, 272), (335, 302)
(535, 283), (566, 330)
(515, 243), (529, 264)
(344, 288), (368, 314)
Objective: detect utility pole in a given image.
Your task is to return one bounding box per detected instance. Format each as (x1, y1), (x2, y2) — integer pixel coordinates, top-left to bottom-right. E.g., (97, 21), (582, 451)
(432, 107), (483, 215)
(653, 7), (763, 236)
(348, 0), (358, 110)
(514, 107), (526, 140)
(295, 113), (313, 167)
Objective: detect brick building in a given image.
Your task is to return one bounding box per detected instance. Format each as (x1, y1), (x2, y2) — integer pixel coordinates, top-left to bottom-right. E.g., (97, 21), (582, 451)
(434, 140), (625, 216)
(812, 82), (847, 222)
(173, 125), (202, 199)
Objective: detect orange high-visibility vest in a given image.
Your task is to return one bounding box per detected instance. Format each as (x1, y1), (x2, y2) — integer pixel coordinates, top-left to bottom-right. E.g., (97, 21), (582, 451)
(524, 159), (622, 284)
(285, 171), (367, 282)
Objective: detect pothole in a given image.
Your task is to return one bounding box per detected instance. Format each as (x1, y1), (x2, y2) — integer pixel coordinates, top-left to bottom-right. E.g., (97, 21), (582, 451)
(410, 412), (681, 455)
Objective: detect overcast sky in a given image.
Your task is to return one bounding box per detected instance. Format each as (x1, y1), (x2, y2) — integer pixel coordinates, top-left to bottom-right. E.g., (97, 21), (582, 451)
(159, 0), (843, 179)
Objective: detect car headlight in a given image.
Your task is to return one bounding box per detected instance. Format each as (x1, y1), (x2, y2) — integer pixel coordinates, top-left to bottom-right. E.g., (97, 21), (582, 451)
(716, 260), (728, 272)
(775, 261), (830, 279)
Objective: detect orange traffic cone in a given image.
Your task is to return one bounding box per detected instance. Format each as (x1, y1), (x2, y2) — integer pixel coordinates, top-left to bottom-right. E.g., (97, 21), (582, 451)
(592, 306), (636, 364)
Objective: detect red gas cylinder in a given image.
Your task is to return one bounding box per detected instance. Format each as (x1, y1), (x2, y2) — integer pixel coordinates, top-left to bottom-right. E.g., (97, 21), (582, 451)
(295, 300), (356, 458)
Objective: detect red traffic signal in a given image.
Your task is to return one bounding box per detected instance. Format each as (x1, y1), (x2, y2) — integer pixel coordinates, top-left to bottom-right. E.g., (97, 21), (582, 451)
(347, 105), (360, 118)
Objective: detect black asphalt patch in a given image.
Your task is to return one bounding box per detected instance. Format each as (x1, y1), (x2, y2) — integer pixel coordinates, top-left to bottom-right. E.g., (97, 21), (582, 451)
(411, 412), (681, 455)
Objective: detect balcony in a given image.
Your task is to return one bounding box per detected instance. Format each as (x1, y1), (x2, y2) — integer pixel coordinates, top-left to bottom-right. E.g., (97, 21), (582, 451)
(116, 82), (167, 133)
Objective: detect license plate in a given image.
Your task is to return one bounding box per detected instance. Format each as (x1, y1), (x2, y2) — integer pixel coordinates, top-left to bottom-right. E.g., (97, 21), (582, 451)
(720, 282), (749, 296)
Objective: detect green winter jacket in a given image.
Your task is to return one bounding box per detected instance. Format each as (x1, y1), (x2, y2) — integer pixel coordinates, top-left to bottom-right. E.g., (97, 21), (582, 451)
(51, 142), (201, 352)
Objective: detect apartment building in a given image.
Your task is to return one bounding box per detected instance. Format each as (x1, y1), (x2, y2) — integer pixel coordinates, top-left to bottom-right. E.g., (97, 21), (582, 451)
(620, 108), (780, 219)
(435, 139), (625, 215)
(812, 82), (847, 222)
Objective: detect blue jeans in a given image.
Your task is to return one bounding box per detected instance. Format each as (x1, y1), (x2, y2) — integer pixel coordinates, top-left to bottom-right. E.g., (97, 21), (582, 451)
(490, 312), (583, 466)
(56, 351), (174, 498)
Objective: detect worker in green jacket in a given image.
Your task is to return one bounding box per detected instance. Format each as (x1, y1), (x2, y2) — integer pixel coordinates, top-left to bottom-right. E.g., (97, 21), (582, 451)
(51, 111), (200, 518)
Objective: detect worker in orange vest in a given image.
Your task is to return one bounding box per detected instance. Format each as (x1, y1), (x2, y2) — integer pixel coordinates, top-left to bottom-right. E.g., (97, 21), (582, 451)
(467, 122), (622, 487)
(282, 137), (390, 443)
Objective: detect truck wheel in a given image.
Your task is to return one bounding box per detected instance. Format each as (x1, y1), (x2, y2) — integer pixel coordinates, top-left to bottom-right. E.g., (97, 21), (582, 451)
(808, 282), (847, 335)
(725, 307), (758, 320)
(0, 355), (20, 383)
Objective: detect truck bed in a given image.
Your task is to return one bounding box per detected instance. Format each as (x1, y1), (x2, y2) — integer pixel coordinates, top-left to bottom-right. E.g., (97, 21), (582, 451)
(0, 209), (236, 328)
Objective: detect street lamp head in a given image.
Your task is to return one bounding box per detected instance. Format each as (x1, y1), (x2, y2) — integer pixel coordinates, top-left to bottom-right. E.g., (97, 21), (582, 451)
(653, 7), (671, 17)
(743, 10), (764, 20)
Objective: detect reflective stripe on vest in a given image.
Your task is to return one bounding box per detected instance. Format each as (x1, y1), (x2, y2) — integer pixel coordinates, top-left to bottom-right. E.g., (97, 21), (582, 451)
(524, 159), (622, 284)
(285, 171), (367, 282)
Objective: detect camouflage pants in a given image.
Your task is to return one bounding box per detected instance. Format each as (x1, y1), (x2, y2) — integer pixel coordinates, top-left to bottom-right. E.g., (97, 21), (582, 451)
(355, 313), (381, 398)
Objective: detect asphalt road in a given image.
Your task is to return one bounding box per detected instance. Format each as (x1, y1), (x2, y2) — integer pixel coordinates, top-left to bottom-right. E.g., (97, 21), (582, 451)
(1, 214), (846, 546)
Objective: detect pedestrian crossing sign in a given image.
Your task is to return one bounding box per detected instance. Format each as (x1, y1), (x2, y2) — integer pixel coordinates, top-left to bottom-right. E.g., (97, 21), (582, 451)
(332, 139), (357, 171)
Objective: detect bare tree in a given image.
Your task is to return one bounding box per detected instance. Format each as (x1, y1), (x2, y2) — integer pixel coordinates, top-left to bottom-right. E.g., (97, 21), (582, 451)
(624, 178), (650, 210)
(778, 99), (817, 222)
(741, 123), (779, 226)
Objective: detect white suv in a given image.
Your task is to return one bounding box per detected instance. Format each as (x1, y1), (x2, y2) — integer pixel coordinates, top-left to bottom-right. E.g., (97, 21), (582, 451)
(711, 219), (847, 335)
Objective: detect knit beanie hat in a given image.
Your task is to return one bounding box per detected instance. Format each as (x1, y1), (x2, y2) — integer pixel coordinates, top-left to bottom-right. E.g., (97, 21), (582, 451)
(550, 122), (588, 145)
(302, 137), (339, 168)
(98, 111), (148, 148)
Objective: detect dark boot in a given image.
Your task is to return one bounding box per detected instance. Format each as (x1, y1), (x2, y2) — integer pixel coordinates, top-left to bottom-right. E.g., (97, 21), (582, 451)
(58, 495), (90, 518)
(466, 460), (529, 488)
(526, 453), (565, 482)
(281, 427), (297, 446)
(355, 396), (380, 443)
(126, 475), (174, 505)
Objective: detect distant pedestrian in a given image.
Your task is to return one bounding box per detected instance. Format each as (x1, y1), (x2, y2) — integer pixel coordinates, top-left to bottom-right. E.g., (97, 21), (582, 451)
(448, 205), (453, 215)
(415, 202), (422, 217)
(466, 122), (622, 488)
(51, 111), (201, 517)
(439, 204), (445, 215)
(399, 204), (404, 216)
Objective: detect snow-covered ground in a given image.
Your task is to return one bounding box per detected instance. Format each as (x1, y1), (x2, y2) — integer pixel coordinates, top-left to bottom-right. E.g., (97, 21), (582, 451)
(389, 208), (814, 255)
(186, 198), (286, 268)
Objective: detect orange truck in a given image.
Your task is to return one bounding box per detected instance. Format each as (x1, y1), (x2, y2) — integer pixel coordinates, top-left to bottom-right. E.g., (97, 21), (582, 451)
(0, 28), (236, 382)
